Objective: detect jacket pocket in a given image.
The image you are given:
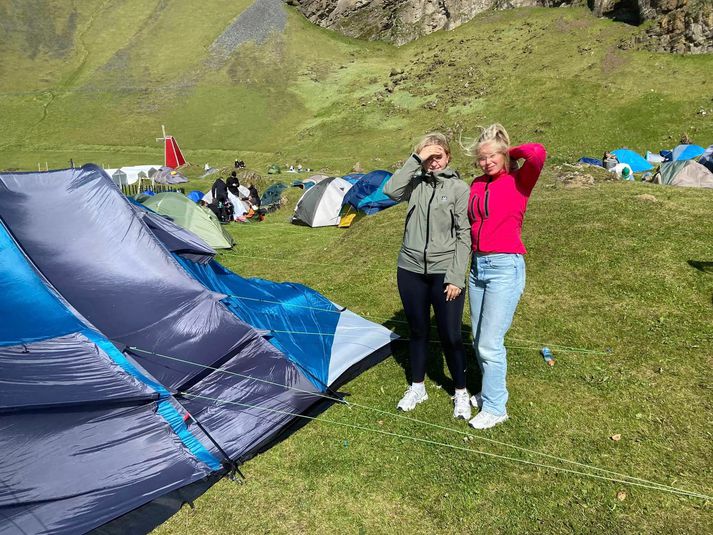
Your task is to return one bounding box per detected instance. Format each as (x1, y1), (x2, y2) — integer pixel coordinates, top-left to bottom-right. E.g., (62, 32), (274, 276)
(450, 210), (455, 238)
(484, 190), (490, 218)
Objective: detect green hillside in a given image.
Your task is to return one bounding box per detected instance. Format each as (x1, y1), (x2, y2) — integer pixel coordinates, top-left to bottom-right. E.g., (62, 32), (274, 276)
(0, 3), (711, 172)
(1, 2), (712, 533)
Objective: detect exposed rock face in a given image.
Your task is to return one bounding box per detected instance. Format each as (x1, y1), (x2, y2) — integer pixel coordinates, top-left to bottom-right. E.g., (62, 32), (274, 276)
(284, 0), (713, 53)
(639, 0), (713, 53)
(284, 0), (562, 45)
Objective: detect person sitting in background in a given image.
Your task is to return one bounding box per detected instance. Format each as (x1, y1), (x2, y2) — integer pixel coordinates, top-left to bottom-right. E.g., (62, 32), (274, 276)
(248, 183), (261, 208)
(602, 152), (618, 170)
(609, 162), (634, 180)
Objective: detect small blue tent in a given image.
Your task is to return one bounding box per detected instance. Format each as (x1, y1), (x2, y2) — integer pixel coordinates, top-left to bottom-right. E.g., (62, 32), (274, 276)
(187, 190), (204, 202)
(260, 182), (287, 207)
(342, 170), (397, 215)
(672, 144), (706, 161)
(611, 149), (653, 173)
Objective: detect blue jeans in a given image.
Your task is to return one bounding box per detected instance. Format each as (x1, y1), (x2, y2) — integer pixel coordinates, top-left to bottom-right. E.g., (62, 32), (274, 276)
(468, 253), (526, 416)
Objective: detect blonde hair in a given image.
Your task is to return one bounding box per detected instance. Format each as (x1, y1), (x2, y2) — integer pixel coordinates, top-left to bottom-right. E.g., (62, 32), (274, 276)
(414, 132), (451, 157)
(465, 123), (510, 170)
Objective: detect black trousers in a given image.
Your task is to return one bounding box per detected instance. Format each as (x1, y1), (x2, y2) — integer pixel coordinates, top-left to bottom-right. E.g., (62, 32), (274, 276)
(397, 267), (467, 389)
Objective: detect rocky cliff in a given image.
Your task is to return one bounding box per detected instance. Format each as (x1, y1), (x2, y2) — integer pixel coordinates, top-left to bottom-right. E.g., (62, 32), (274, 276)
(284, 0), (712, 53)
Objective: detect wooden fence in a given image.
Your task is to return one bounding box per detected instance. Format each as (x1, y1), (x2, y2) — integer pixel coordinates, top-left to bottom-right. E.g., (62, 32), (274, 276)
(121, 183), (185, 196)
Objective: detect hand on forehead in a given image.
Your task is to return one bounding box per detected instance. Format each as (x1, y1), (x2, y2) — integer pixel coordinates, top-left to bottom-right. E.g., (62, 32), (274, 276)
(419, 144), (446, 160)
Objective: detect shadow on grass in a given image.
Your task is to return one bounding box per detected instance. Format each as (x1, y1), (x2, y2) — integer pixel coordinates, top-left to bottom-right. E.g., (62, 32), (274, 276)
(687, 260), (713, 274)
(383, 309), (482, 396)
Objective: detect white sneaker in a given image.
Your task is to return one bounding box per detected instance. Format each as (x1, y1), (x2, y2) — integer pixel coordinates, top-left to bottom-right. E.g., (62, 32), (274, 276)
(453, 390), (472, 420)
(470, 392), (483, 411)
(469, 410), (508, 430)
(397, 385), (428, 411)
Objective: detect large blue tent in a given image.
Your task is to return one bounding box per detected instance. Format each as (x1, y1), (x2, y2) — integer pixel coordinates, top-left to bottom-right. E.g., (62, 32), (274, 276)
(0, 165), (395, 534)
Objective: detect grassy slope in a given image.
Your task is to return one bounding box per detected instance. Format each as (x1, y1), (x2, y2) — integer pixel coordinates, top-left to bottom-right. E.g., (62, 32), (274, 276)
(1, 5), (711, 171)
(0, 2), (711, 533)
(158, 174), (713, 534)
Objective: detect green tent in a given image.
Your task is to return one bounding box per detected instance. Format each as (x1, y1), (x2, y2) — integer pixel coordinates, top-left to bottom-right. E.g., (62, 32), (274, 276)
(140, 192), (234, 249)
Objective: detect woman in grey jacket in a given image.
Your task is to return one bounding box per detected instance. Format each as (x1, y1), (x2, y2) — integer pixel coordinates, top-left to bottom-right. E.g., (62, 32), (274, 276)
(383, 133), (472, 419)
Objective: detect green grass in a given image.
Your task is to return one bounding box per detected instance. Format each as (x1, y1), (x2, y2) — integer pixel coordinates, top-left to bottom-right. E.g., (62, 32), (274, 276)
(1, 2), (712, 532)
(153, 172), (713, 533)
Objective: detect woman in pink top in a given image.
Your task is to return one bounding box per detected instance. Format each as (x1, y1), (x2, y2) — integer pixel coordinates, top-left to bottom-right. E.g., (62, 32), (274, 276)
(465, 124), (546, 429)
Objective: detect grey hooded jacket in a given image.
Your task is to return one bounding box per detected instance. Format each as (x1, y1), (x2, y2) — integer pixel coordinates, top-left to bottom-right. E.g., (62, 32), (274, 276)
(383, 154), (471, 288)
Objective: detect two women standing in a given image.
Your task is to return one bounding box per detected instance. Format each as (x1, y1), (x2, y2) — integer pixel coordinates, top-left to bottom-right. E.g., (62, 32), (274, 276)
(385, 125), (546, 429)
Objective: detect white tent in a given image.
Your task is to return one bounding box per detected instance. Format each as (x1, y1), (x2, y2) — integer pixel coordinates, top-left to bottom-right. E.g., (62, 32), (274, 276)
(103, 165), (161, 186)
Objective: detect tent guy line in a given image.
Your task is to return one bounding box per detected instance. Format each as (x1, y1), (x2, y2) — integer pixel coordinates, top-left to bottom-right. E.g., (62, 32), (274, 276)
(130, 346), (704, 499)
(225, 294), (610, 355)
(180, 392), (712, 501)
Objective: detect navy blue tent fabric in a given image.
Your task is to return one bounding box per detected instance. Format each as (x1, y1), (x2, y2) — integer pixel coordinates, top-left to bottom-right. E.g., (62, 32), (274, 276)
(578, 157), (603, 167)
(0, 165), (394, 532)
(342, 170), (396, 215)
(175, 256), (339, 389)
(0, 166), (247, 391)
(700, 145), (713, 173)
(0, 219), (220, 534)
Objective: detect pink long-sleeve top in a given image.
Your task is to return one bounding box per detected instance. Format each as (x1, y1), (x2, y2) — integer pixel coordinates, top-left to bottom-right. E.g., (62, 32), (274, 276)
(468, 143), (547, 254)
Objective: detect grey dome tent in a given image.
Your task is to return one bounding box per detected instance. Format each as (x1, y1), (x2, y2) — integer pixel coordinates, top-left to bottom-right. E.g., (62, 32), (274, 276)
(654, 160), (713, 188)
(292, 176), (354, 227)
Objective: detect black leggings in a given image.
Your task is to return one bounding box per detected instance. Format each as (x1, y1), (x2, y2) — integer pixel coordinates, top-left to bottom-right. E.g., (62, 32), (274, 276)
(397, 268), (467, 389)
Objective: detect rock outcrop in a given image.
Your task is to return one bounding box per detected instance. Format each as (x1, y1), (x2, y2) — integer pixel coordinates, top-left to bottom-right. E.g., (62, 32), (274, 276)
(284, 0), (712, 53)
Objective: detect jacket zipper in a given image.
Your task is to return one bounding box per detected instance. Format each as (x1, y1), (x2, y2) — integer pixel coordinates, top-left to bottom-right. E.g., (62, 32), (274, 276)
(423, 182), (437, 275)
(404, 205), (415, 236)
(468, 194), (478, 222)
(475, 178), (492, 252)
(450, 210), (455, 238)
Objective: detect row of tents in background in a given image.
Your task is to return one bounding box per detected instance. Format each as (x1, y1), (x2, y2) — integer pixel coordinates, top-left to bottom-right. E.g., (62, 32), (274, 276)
(104, 165), (189, 186)
(0, 165), (395, 534)
(580, 143), (713, 188)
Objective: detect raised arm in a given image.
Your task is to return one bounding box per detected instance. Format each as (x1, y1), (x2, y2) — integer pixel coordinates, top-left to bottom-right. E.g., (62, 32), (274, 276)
(383, 154), (423, 203)
(510, 143), (547, 194)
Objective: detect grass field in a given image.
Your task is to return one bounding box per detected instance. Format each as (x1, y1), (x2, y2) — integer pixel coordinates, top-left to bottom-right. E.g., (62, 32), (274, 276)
(1, 1), (712, 533)
(152, 171), (713, 533)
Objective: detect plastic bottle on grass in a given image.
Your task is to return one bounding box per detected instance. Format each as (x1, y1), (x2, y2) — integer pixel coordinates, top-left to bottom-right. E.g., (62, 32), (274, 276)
(541, 347), (555, 367)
